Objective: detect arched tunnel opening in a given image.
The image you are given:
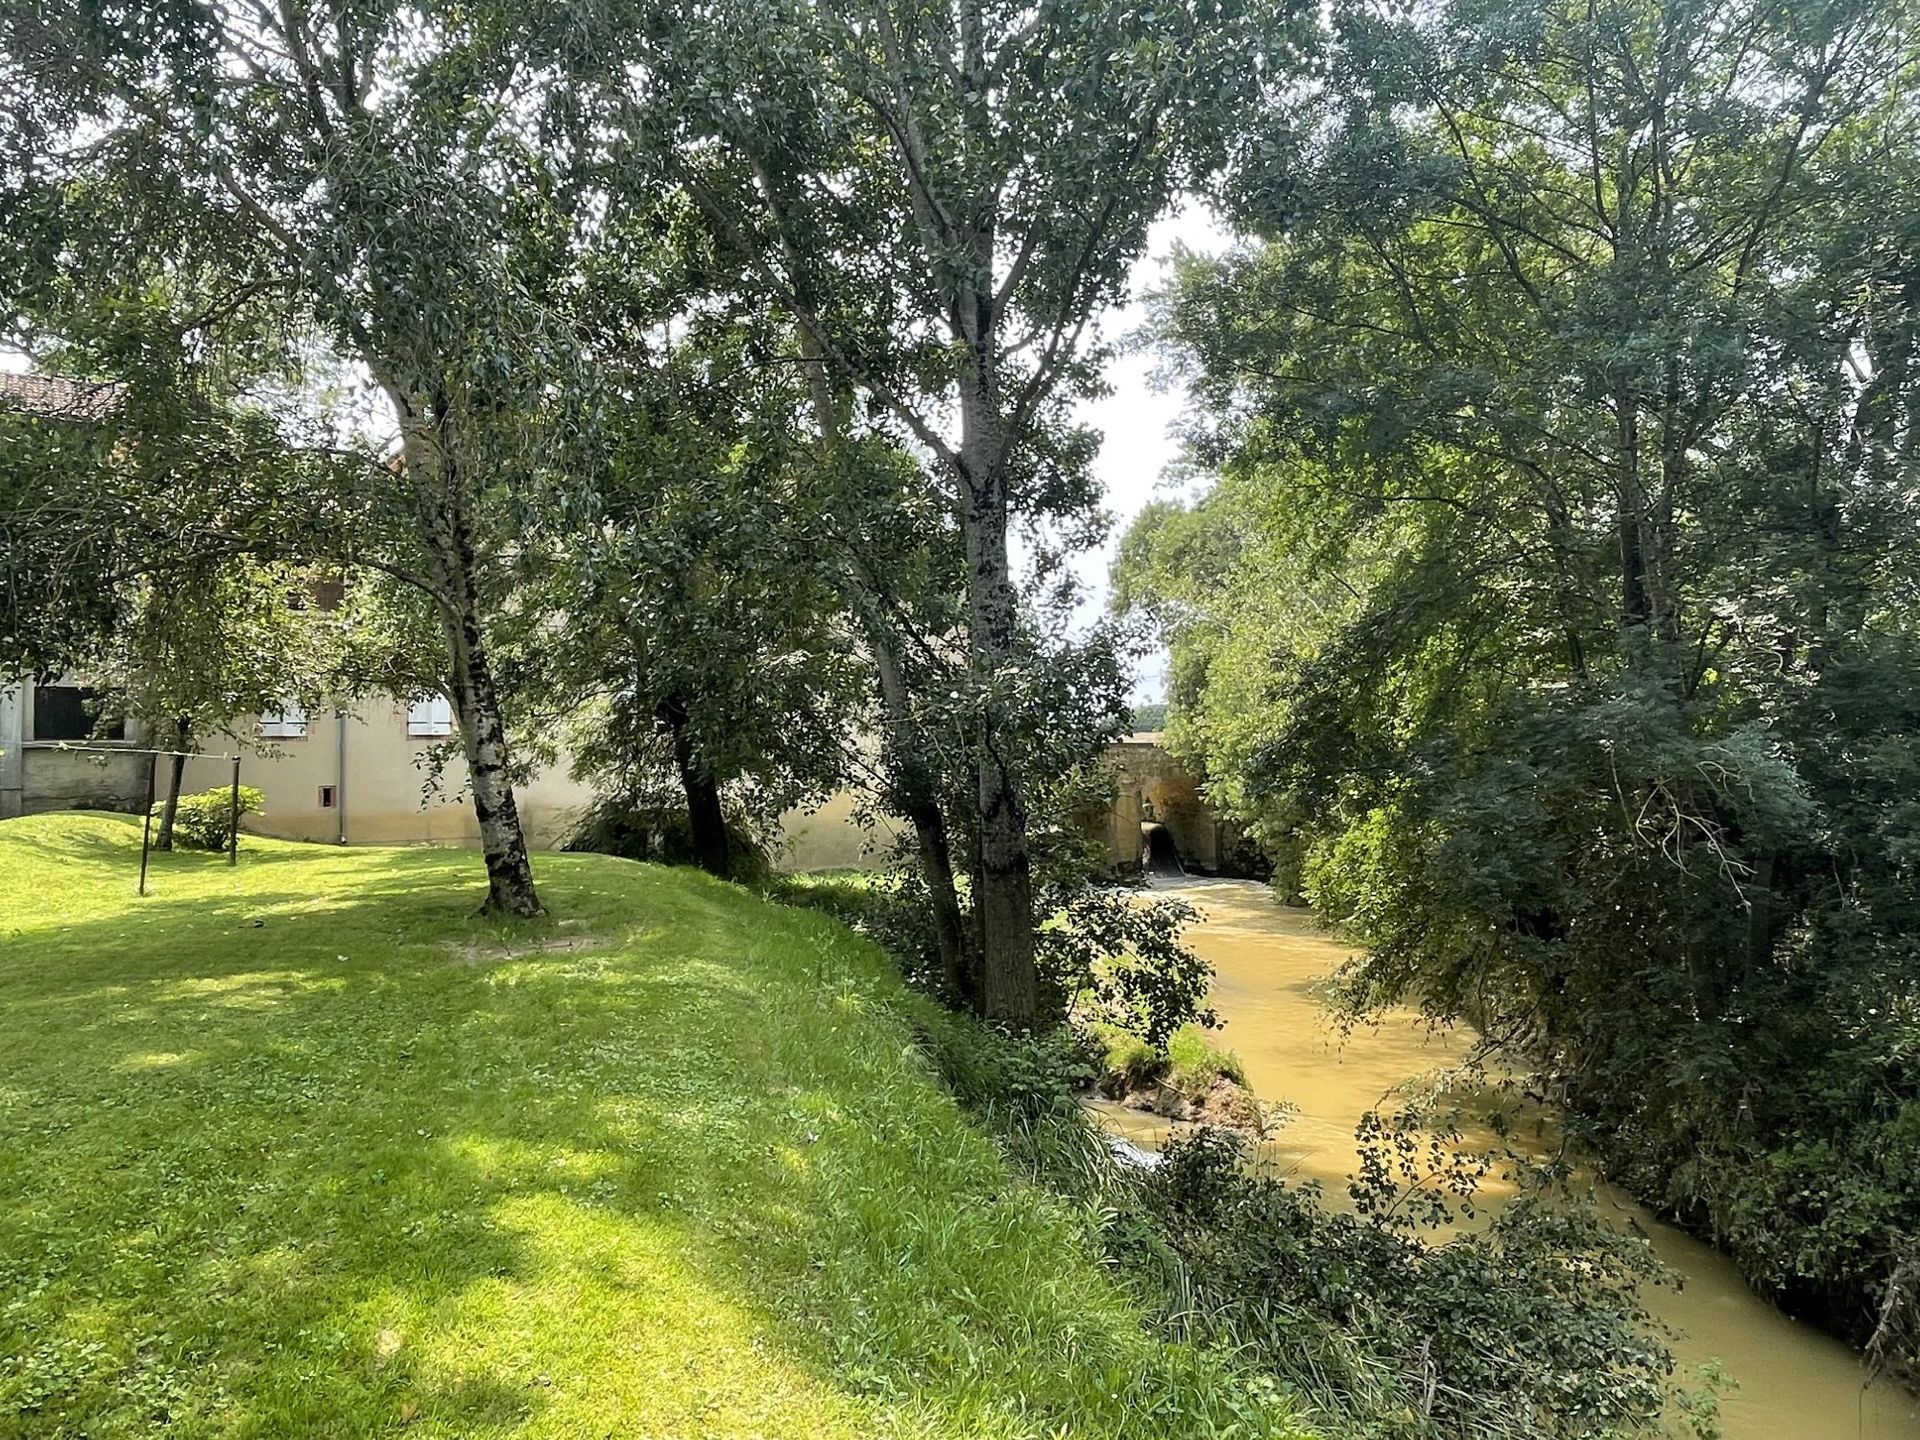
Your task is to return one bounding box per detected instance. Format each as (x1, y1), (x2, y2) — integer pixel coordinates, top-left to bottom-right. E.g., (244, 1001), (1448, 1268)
(1142, 821), (1185, 878)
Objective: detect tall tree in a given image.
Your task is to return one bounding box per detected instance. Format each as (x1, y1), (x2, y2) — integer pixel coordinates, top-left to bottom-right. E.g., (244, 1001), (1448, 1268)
(607, 0), (1297, 1025)
(1125, 0), (1920, 1368)
(529, 299), (866, 879)
(2, 1), (608, 914)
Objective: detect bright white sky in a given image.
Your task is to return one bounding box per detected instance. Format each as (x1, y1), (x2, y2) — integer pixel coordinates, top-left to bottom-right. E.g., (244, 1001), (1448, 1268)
(1067, 204), (1232, 701)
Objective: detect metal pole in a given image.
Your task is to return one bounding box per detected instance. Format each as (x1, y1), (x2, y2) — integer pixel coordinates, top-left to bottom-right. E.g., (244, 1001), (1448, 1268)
(138, 752), (157, 896)
(228, 756), (241, 866)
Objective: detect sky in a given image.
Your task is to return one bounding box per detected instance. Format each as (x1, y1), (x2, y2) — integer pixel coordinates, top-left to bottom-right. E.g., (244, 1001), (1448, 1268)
(1067, 205), (1232, 702)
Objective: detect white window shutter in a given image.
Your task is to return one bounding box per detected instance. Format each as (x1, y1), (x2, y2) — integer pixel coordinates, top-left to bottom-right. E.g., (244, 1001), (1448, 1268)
(407, 696), (455, 737)
(259, 702), (309, 738)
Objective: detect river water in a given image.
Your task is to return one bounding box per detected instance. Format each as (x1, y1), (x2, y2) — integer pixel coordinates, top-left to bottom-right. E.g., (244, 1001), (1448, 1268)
(1089, 878), (1920, 1440)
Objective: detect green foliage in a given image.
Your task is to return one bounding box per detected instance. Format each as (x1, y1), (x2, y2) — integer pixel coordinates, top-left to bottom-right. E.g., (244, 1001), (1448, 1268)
(1038, 886), (1216, 1048)
(1094, 1025), (1167, 1093)
(522, 290), (868, 866)
(822, 864), (1698, 1440)
(150, 784), (263, 852)
(910, 1006), (1104, 1130)
(1164, 1025), (1247, 1095)
(1121, 0), (1920, 1375)
(1130, 702), (1168, 733)
(1123, 1131), (1690, 1440)
(846, 859), (1220, 1050)
(1094, 1021), (1247, 1100)
(1, 0), (639, 912)
(592, 0), (1316, 1026)
(775, 867), (950, 994)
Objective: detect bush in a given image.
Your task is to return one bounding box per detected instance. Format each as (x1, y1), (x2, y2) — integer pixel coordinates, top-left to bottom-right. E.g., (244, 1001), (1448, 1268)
(564, 795), (770, 883)
(155, 785), (263, 851)
(1036, 883), (1216, 1047)
(1122, 1129), (1698, 1440)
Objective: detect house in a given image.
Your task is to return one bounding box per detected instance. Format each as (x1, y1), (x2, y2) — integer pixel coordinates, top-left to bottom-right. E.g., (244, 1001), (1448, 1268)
(0, 668), (602, 845)
(173, 697), (595, 847)
(0, 369), (590, 842)
(0, 677), (154, 819)
(0, 373), (155, 819)
(179, 702), (885, 862)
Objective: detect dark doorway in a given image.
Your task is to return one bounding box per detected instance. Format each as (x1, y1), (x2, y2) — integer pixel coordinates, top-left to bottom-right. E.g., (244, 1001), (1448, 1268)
(32, 685), (124, 741)
(1142, 822), (1184, 878)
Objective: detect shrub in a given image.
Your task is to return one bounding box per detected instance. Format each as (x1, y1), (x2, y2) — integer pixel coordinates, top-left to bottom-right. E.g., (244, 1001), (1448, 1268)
(564, 795), (770, 883)
(910, 1002), (1101, 1124)
(1036, 883), (1216, 1047)
(1123, 1129), (1696, 1440)
(155, 785), (263, 851)
(821, 888), (1699, 1440)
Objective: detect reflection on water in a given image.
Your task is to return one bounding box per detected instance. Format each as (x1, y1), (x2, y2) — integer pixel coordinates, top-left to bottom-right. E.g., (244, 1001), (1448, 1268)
(1098, 877), (1920, 1440)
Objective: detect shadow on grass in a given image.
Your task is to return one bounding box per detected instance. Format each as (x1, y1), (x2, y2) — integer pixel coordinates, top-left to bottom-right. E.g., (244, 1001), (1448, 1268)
(0, 820), (1202, 1440)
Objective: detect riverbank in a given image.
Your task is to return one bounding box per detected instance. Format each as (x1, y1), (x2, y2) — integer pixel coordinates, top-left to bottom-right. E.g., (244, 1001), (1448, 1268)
(1127, 877), (1920, 1440)
(1092, 1022), (1267, 1133)
(0, 814), (1303, 1438)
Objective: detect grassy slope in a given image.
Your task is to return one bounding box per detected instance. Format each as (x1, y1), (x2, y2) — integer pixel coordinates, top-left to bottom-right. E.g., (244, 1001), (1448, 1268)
(0, 814), (1292, 1440)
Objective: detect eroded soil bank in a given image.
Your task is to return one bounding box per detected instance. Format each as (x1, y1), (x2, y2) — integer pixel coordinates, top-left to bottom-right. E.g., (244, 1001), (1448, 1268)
(1088, 878), (1920, 1440)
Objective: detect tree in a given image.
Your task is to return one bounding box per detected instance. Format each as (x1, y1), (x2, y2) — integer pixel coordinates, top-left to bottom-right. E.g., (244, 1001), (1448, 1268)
(1124, 0), (1920, 1369)
(0, 328), (364, 843)
(603, 0), (1298, 1026)
(530, 296), (866, 878)
(2, 1), (611, 914)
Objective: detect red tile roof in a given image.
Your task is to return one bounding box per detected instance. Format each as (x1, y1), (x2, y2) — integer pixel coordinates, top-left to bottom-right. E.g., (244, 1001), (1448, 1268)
(0, 371), (124, 423)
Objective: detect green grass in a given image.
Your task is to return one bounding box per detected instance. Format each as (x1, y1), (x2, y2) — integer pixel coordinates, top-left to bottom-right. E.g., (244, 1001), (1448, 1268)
(1094, 1023), (1247, 1099)
(1165, 1026), (1247, 1095)
(0, 813), (1298, 1439)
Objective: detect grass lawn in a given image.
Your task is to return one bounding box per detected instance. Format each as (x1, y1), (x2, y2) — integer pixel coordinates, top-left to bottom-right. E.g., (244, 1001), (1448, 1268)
(0, 813), (1295, 1439)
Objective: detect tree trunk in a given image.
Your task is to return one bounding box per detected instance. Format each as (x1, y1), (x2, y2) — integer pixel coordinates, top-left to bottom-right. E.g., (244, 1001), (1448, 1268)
(154, 716), (189, 851)
(1616, 396), (1654, 634)
(661, 695), (731, 878)
(957, 374), (1038, 1030)
(397, 395), (542, 919)
(870, 627), (974, 1003)
(793, 306), (978, 1001)
(439, 582), (542, 916)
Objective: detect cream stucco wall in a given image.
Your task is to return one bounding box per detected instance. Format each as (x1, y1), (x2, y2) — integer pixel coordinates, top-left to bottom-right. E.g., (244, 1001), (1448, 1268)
(179, 702), (594, 849)
(5, 679), (890, 869)
(773, 789), (903, 872)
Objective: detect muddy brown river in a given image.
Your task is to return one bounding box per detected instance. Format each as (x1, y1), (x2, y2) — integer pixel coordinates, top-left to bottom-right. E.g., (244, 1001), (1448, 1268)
(1089, 878), (1920, 1440)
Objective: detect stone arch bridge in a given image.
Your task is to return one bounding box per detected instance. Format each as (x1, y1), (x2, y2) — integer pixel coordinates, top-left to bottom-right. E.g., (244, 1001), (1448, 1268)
(1079, 734), (1263, 878)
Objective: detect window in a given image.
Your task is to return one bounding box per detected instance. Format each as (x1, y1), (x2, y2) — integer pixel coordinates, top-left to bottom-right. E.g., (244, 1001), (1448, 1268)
(31, 685), (124, 742)
(407, 695), (456, 738)
(318, 784), (337, 809)
(259, 703), (309, 739)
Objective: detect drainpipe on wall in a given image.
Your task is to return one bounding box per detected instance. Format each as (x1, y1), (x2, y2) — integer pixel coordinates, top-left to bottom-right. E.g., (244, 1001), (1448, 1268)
(335, 708), (348, 845)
